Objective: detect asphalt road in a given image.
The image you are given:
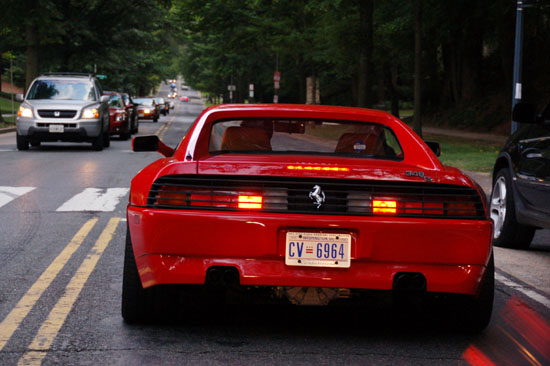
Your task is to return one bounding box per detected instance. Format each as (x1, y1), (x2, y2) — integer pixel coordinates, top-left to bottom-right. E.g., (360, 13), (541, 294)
(0, 85), (548, 366)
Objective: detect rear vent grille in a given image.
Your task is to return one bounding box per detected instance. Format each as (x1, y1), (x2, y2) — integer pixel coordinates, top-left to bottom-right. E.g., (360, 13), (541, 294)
(146, 175), (486, 219)
(37, 110), (77, 118)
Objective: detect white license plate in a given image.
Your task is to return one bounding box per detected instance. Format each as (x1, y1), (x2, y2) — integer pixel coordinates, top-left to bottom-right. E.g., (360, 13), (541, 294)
(285, 232), (351, 268)
(138, 113), (144, 117)
(49, 124), (64, 133)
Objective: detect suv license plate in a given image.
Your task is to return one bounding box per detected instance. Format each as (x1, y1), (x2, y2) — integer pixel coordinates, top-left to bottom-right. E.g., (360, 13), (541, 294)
(49, 124), (64, 133)
(285, 232), (351, 268)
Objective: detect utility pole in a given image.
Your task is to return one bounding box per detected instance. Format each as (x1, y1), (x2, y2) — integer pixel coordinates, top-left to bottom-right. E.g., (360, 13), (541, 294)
(511, 0), (537, 134)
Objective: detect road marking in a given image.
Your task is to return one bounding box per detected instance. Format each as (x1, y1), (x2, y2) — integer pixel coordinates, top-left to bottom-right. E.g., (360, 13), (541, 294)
(0, 218), (98, 351)
(496, 273), (550, 309)
(56, 188), (129, 212)
(17, 217), (121, 366)
(0, 186), (35, 208)
(155, 112), (176, 141)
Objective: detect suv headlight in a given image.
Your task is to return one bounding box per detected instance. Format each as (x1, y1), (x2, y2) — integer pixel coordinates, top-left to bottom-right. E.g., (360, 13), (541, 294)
(18, 106), (33, 118)
(82, 107), (99, 119)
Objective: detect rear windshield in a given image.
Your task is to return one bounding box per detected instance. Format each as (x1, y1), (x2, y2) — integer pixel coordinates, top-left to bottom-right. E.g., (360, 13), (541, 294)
(209, 119), (403, 160)
(133, 98), (154, 106)
(108, 95), (123, 108)
(27, 80), (97, 101)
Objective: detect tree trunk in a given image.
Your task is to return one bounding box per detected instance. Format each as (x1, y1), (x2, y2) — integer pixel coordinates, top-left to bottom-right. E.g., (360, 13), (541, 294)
(390, 60), (400, 118)
(25, 24), (39, 91)
(357, 0), (373, 108)
(413, 0), (423, 138)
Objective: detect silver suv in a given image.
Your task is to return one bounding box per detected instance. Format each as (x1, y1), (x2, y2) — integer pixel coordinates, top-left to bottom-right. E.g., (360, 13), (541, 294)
(16, 73), (110, 151)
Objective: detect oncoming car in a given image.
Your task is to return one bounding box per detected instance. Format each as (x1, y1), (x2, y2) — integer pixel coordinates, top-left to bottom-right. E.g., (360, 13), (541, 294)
(123, 104), (494, 331)
(133, 97), (159, 122)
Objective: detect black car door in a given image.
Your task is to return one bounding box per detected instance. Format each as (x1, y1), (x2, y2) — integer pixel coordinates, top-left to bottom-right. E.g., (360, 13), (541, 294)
(516, 123), (550, 216)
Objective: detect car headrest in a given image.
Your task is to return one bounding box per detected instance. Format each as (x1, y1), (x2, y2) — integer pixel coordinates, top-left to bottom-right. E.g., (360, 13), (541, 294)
(221, 126), (272, 151)
(335, 132), (385, 155)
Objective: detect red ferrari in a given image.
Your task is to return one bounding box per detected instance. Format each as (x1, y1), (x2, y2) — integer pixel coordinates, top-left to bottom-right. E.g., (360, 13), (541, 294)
(123, 104), (493, 331)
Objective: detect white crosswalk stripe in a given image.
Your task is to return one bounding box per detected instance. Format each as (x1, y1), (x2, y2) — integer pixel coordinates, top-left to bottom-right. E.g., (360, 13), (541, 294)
(56, 188), (129, 212)
(0, 186), (36, 208)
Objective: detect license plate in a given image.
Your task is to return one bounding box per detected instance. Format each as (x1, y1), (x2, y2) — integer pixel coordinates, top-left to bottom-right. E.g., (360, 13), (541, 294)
(285, 232), (351, 268)
(49, 124), (64, 133)
(138, 113), (144, 117)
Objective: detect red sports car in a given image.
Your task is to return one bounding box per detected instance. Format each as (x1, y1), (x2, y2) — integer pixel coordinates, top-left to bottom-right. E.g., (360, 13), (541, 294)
(123, 104), (494, 331)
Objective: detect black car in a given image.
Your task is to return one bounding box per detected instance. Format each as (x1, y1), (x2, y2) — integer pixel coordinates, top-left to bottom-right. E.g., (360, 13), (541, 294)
(490, 102), (550, 248)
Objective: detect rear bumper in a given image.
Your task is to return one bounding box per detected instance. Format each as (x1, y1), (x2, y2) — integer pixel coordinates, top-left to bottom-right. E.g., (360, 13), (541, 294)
(127, 206), (493, 296)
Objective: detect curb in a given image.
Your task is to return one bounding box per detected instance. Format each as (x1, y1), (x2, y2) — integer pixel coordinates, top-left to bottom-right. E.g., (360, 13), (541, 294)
(0, 127), (16, 134)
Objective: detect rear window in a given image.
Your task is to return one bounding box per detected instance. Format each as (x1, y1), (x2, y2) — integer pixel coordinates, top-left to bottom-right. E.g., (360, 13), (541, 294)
(209, 119), (403, 160)
(134, 98), (153, 106)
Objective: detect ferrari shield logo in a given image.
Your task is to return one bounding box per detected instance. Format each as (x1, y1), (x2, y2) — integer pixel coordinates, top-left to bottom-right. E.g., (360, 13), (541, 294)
(309, 185), (325, 209)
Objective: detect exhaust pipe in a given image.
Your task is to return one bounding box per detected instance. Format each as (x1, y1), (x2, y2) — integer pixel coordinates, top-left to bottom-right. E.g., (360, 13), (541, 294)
(206, 266), (240, 287)
(393, 272), (426, 292)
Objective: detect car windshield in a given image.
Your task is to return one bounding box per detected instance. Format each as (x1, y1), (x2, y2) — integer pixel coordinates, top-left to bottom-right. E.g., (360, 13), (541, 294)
(209, 119), (403, 160)
(133, 98), (153, 106)
(27, 80), (97, 101)
(109, 95), (123, 108)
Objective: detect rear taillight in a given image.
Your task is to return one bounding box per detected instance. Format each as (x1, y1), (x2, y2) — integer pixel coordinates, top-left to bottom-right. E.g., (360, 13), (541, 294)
(445, 202), (477, 216)
(238, 195), (263, 209)
(156, 186), (188, 206)
(372, 200), (397, 214)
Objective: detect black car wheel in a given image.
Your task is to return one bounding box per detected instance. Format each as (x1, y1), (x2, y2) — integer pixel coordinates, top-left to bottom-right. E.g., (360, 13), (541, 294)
(122, 228), (156, 323)
(153, 115), (159, 123)
(30, 141), (41, 148)
(490, 169), (535, 248)
(16, 133), (29, 151)
(456, 254), (494, 333)
(92, 133), (104, 151)
(103, 129), (110, 148)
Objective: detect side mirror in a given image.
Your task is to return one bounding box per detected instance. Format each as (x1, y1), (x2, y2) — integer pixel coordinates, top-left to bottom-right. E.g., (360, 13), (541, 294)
(512, 102), (538, 124)
(100, 95), (109, 103)
(16, 94), (24, 102)
(425, 141), (441, 157)
(132, 135), (175, 157)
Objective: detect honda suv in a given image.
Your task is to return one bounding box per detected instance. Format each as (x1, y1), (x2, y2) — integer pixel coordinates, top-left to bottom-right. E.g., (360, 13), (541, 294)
(16, 73), (110, 151)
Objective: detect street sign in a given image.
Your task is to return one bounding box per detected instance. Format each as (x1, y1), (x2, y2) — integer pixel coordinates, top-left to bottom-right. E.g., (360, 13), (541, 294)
(274, 81), (280, 90)
(273, 95), (278, 103)
(227, 85), (236, 91)
(273, 71), (281, 82)
(96, 74), (107, 80)
(249, 84), (254, 91)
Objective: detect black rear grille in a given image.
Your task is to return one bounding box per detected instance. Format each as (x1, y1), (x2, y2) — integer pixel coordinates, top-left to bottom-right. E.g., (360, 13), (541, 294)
(145, 175), (486, 219)
(37, 110), (77, 118)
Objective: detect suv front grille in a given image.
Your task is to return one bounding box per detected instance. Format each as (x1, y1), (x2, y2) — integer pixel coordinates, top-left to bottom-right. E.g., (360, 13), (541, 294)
(145, 175), (486, 219)
(37, 110), (77, 118)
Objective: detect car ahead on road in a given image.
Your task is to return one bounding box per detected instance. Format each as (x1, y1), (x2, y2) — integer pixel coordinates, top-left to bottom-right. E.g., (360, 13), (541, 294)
(15, 73), (110, 151)
(154, 97), (169, 116)
(104, 92), (131, 140)
(123, 104), (494, 332)
(121, 93), (139, 134)
(180, 95), (189, 102)
(133, 97), (159, 123)
(490, 102), (550, 249)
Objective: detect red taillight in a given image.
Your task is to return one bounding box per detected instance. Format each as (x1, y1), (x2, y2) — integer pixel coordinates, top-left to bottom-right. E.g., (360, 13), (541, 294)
(445, 202), (477, 216)
(238, 195), (263, 209)
(372, 200), (397, 214)
(156, 186), (188, 206)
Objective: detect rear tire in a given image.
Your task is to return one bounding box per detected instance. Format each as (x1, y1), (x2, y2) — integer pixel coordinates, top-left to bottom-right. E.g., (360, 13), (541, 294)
(30, 141), (41, 148)
(103, 130), (110, 148)
(122, 228), (155, 324)
(120, 131), (131, 140)
(490, 169), (535, 248)
(455, 254), (494, 333)
(16, 133), (29, 151)
(153, 116), (158, 123)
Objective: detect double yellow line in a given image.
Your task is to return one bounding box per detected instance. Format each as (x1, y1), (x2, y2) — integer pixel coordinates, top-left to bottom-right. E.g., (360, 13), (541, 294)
(154, 103), (178, 141)
(0, 217), (121, 365)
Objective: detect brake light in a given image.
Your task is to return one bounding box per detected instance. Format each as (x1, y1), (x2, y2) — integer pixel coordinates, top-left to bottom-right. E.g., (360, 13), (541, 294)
(238, 195), (263, 209)
(372, 200), (397, 214)
(287, 165), (350, 172)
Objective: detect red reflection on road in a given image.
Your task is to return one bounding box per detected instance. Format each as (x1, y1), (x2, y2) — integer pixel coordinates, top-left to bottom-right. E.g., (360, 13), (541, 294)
(500, 297), (550, 362)
(463, 345), (496, 366)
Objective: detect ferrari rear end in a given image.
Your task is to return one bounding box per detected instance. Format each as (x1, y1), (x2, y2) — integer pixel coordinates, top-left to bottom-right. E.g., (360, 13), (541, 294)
(123, 104), (493, 331)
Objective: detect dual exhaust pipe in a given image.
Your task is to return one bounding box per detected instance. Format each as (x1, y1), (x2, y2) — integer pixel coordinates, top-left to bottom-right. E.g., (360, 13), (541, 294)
(206, 266), (240, 288)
